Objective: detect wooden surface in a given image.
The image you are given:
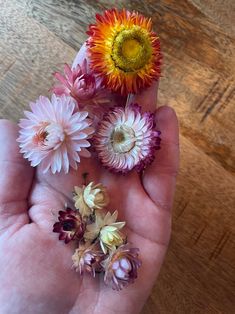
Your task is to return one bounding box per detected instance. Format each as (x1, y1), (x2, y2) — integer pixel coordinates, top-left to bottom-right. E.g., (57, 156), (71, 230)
(0, 0), (234, 313)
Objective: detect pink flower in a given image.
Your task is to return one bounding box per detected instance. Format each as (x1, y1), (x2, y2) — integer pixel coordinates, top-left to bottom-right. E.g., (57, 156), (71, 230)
(18, 94), (94, 174)
(52, 59), (110, 110)
(94, 104), (161, 173)
(102, 244), (141, 291)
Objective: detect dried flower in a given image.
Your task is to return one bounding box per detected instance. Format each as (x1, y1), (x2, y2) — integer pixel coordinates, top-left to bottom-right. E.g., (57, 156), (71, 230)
(85, 211), (125, 253)
(94, 104), (161, 173)
(103, 244), (141, 290)
(87, 8), (162, 95)
(52, 60), (109, 109)
(18, 94), (94, 174)
(72, 243), (105, 276)
(73, 182), (109, 217)
(53, 208), (85, 244)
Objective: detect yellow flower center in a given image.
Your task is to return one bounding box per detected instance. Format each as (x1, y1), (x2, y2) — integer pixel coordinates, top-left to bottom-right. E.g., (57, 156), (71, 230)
(111, 125), (136, 153)
(111, 26), (152, 72)
(121, 39), (141, 59)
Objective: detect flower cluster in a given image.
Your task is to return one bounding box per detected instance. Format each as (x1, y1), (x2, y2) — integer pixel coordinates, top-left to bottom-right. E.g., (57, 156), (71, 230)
(53, 181), (141, 290)
(16, 8), (163, 291)
(17, 8), (161, 174)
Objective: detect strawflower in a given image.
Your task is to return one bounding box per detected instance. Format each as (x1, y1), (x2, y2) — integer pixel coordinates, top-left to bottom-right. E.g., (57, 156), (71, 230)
(73, 182), (109, 217)
(72, 243), (105, 276)
(94, 104), (161, 173)
(103, 244), (141, 290)
(87, 8), (162, 95)
(53, 208), (86, 244)
(18, 94), (94, 174)
(52, 59), (109, 109)
(85, 211), (125, 253)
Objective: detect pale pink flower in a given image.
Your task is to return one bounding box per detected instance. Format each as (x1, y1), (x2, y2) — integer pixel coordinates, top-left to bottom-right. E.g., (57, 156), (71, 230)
(72, 243), (105, 277)
(94, 104), (161, 173)
(18, 94), (94, 174)
(52, 59), (110, 112)
(102, 244), (141, 291)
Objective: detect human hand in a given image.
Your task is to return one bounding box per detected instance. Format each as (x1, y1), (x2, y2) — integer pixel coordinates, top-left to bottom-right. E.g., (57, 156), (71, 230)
(0, 46), (179, 314)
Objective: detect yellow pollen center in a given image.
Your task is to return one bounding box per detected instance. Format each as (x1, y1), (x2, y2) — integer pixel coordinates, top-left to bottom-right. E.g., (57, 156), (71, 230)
(111, 26), (152, 72)
(122, 39), (142, 59)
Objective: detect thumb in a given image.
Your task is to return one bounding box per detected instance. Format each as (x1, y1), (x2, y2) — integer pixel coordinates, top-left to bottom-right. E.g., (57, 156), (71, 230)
(0, 120), (34, 234)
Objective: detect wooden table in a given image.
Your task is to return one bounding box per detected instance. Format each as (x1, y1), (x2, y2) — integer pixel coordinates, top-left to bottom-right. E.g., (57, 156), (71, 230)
(0, 0), (234, 313)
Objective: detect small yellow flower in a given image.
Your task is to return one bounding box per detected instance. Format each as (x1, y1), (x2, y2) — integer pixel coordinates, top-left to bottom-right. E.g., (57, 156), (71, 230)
(73, 182), (109, 217)
(85, 211), (125, 253)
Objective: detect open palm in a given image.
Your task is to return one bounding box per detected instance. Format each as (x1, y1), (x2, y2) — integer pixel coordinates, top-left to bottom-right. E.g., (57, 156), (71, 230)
(0, 47), (179, 314)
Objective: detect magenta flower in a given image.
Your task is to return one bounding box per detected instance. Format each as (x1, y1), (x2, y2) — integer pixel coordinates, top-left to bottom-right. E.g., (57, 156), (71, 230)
(52, 59), (109, 110)
(53, 209), (85, 244)
(18, 94), (94, 174)
(94, 104), (161, 173)
(103, 244), (142, 291)
(72, 244), (105, 277)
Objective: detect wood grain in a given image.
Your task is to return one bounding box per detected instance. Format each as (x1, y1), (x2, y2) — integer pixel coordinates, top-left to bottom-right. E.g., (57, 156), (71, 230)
(0, 0), (234, 313)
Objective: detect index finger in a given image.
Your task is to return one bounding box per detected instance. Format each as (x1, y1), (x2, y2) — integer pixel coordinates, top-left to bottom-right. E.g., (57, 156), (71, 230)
(130, 79), (179, 210)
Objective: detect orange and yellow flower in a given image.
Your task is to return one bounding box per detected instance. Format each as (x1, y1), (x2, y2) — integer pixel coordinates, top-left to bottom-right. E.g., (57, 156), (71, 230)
(87, 8), (162, 95)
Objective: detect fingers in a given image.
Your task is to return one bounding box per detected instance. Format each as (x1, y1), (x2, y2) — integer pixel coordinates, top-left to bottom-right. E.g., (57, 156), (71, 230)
(143, 106), (179, 210)
(129, 80), (158, 111)
(0, 120), (34, 229)
(129, 79), (179, 211)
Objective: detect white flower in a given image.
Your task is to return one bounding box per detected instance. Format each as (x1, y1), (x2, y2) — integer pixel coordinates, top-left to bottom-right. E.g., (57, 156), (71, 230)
(85, 211), (125, 253)
(73, 182), (109, 217)
(94, 103), (161, 173)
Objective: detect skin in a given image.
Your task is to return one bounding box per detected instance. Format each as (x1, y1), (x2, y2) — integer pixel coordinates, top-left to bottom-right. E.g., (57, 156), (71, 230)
(0, 46), (179, 314)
